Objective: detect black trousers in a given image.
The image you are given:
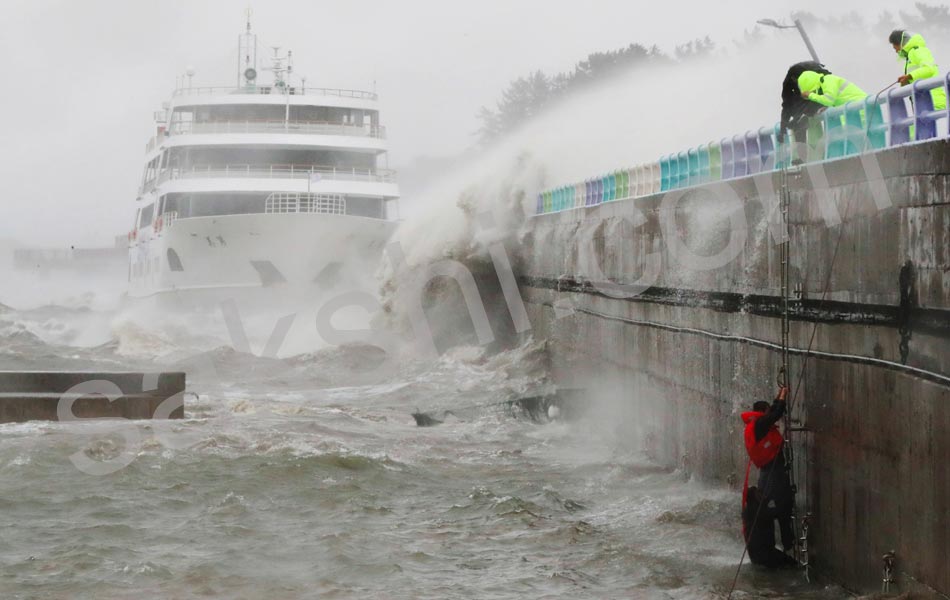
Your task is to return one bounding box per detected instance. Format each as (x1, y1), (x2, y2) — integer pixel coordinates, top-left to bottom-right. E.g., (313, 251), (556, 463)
(750, 543), (799, 568)
(758, 461), (795, 552)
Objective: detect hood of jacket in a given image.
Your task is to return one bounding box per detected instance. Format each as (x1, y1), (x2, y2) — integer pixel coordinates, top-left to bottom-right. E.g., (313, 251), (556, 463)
(741, 411), (766, 425)
(797, 71), (824, 94)
(899, 33), (927, 59)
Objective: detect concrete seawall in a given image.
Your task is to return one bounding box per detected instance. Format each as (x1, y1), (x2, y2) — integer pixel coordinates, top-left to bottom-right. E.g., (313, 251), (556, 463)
(516, 140), (950, 594)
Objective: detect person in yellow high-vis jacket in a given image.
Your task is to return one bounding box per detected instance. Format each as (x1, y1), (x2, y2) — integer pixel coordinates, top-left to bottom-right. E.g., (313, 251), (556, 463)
(798, 71), (868, 108)
(890, 30), (947, 110)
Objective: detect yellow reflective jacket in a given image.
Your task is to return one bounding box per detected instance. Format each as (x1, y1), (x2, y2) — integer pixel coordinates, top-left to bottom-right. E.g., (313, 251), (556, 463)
(898, 33), (947, 110)
(798, 72), (868, 108)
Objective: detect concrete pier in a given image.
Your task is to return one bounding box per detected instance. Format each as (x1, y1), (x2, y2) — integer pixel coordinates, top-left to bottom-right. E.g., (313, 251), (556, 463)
(0, 372), (186, 423)
(516, 140), (950, 594)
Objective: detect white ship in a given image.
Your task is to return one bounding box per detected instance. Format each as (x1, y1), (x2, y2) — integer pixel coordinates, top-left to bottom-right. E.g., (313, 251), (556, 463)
(127, 18), (398, 301)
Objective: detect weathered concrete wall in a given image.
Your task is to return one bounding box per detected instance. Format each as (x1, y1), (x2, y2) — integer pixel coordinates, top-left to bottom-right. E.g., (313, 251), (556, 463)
(0, 372), (186, 423)
(516, 140), (950, 595)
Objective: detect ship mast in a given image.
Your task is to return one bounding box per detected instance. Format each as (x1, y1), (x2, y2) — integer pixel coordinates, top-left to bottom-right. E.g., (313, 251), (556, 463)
(238, 8), (258, 87)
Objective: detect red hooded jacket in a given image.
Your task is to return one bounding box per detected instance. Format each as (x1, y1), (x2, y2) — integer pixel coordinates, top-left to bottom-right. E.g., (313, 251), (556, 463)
(741, 411), (784, 468)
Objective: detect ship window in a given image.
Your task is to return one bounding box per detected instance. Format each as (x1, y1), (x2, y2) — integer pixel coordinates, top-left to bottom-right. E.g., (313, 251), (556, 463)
(139, 204), (154, 227)
(167, 248), (184, 272)
(187, 193), (267, 218)
(170, 147), (375, 170)
(164, 195), (182, 216)
(344, 196), (385, 219)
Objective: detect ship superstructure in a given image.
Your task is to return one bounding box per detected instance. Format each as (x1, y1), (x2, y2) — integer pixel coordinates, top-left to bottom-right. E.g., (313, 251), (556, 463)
(128, 18), (398, 298)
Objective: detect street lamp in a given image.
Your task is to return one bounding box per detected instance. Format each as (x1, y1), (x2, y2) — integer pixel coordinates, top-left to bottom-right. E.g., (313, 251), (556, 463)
(758, 18), (821, 63)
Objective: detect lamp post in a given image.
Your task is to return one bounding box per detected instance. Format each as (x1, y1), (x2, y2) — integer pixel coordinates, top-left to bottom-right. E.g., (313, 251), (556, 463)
(758, 18), (821, 63)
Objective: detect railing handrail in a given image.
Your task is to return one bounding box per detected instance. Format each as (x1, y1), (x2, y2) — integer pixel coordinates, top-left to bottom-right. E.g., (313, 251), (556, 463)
(264, 192), (347, 215)
(176, 163), (395, 174)
(152, 163), (397, 185)
(536, 72), (950, 216)
(166, 119), (386, 138)
(145, 119), (387, 152)
(171, 85), (378, 101)
(175, 118), (368, 126)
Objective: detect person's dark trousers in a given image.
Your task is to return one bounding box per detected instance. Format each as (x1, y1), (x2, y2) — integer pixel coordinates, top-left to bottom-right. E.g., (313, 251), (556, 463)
(758, 459), (795, 552)
(750, 543), (799, 568)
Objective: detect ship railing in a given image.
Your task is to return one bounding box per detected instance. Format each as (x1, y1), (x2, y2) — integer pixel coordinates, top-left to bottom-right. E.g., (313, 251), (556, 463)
(153, 211), (178, 236)
(172, 85), (378, 101)
(264, 192), (347, 215)
(535, 73), (950, 215)
(168, 120), (386, 139)
(156, 164), (397, 184)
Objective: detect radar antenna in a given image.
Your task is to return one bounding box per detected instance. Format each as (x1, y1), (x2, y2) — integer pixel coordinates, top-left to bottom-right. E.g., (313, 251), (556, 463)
(268, 46), (290, 89)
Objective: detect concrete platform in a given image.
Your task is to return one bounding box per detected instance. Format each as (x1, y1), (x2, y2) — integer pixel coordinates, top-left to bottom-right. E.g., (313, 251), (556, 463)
(0, 372), (186, 423)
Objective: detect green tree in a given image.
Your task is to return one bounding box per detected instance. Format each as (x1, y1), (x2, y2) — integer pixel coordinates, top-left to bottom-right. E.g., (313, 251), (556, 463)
(899, 2), (950, 29)
(675, 37), (716, 60)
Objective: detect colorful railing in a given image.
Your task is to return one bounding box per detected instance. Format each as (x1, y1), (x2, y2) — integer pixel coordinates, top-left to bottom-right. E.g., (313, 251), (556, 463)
(536, 74), (950, 215)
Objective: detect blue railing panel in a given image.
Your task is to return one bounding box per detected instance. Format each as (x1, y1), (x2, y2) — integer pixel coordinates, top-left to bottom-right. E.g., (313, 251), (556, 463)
(699, 145), (710, 183)
(660, 156), (671, 192)
(913, 82), (939, 141)
(677, 152), (689, 189)
(733, 135), (748, 178)
(888, 89), (914, 145)
(687, 148), (699, 187)
(720, 138), (734, 180)
(760, 127), (776, 171)
(867, 100), (888, 150)
(746, 131), (762, 175)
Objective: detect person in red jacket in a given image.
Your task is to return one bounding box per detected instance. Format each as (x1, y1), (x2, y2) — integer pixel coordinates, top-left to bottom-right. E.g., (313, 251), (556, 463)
(741, 385), (795, 556)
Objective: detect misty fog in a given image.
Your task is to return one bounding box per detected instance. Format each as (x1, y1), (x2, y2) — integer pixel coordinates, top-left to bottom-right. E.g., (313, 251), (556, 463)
(0, 0), (920, 249)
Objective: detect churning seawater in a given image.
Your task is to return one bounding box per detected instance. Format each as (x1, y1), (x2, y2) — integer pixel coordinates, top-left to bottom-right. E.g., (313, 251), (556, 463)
(0, 299), (851, 600)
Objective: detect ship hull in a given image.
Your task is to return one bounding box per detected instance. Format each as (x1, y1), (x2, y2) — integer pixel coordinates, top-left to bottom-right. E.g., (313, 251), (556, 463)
(128, 213), (394, 301)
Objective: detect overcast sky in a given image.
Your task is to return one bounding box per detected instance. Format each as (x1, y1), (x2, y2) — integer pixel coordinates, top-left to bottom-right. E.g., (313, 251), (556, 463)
(0, 0), (909, 246)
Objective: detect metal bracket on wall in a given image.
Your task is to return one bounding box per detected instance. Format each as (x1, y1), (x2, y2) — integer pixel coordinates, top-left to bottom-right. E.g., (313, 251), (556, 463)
(882, 550), (896, 593)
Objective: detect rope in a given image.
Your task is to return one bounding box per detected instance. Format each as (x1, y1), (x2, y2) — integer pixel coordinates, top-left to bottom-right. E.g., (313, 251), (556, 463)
(727, 138), (858, 598)
(788, 182), (857, 414)
(726, 144), (794, 599)
(727, 440), (785, 598)
(874, 81), (899, 99)
(778, 159), (798, 567)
